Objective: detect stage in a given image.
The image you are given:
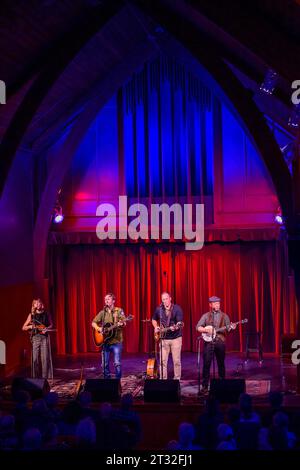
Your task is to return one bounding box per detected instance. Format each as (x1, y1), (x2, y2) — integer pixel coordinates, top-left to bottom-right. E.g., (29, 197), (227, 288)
(2, 351), (299, 402)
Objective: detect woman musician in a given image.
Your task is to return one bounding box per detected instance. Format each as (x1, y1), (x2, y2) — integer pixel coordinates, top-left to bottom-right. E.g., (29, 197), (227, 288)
(22, 298), (53, 379)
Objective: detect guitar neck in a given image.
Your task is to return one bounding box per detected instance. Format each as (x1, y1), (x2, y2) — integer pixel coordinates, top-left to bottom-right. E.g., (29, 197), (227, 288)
(106, 316), (132, 331)
(216, 320), (245, 333)
(160, 322), (182, 333)
(160, 326), (172, 333)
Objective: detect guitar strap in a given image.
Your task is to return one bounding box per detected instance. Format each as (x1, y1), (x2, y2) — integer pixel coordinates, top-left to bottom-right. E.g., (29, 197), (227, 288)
(208, 311), (225, 328)
(113, 308), (119, 324)
(217, 312), (226, 341)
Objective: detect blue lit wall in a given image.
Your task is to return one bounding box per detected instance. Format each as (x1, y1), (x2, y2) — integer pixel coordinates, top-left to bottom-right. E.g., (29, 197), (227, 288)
(61, 55), (278, 231)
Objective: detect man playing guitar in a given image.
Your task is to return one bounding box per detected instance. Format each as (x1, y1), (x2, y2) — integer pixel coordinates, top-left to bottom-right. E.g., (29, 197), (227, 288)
(152, 292), (184, 380)
(92, 293), (126, 379)
(196, 296), (236, 393)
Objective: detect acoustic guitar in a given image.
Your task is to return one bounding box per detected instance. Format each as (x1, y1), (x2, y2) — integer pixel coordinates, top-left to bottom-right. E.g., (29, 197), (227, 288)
(92, 315), (134, 347)
(146, 357), (158, 379)
(154, 321), (184, 342)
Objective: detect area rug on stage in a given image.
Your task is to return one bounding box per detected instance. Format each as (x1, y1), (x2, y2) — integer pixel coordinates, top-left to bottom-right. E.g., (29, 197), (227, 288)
(245, 380), (271, 396)
(50, 379), (81, 399)
(49, 375), (146, 400)
(119, 379), (271, 399)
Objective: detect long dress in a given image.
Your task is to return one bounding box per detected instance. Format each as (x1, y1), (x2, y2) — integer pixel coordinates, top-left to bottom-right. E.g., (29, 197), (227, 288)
(30, 311), (54, 379)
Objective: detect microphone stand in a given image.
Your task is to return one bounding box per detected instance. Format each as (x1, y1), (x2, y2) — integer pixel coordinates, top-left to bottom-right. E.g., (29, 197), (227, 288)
(141, 319), (152, 376)
(196, 336), (202, 396)
(159, 307), (164, 380)
(30, 312), (36, 378)
(101, 306), (108, 379)
(30, 312), (44, 378)
(211, 312), (216, 386)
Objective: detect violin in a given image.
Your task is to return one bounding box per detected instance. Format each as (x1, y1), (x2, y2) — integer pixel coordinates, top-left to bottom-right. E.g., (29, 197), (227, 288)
(30, 323), (56, 335)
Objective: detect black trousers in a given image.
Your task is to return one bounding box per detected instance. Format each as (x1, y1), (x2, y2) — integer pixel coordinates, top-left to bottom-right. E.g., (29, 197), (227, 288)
(202, 339), (226, 387)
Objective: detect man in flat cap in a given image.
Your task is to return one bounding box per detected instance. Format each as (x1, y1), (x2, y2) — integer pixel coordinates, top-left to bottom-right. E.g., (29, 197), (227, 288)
(196, 296), (236, 393)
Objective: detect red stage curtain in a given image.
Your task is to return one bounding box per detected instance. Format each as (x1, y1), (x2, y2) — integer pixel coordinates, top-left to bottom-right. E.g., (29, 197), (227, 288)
(48, 241), (298, 355)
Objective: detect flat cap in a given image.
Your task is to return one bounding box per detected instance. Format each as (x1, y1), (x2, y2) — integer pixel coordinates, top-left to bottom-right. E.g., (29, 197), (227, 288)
(209, 296), (221, 303)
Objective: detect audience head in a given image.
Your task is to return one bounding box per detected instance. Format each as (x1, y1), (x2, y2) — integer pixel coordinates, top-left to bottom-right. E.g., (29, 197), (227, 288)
(121, 393), (134, 411)
(227, 406), (240, 424)
(78, 391), (92, 407)
(204, 396), (220, 415)
(216, 424), (236, 450)
(45, 392), (59, 409)
(100, 402), (112, 420)
(43, 422), (58, 443)
(166, 440), (179, 450)
(32, 398), (48, 415)
(23, 428), (42, 450)
(273, 412), (289, 429)
(178, 422), (195, 446)
(269, 391), (283, 409)
(239, 393), (253, 416)
(61, 401), (82, 424)
(76, 417), (96, 446)
(0, 414), (15, 432)
(269, 425), (289, 450)
(218, 423), (234, 441)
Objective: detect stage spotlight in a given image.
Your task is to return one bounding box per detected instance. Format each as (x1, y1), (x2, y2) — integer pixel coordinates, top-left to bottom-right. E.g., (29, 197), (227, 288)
(260, 69), (277, 95)
(275, 207), (284, 225)
(288, 103), (300, 128)
(52, 188), (64, 224)
(53, 205), (64, 224)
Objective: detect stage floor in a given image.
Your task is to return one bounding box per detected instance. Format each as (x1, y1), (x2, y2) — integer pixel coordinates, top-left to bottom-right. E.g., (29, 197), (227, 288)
(1, 352), (299, 404)
(12, 351), (299, 405)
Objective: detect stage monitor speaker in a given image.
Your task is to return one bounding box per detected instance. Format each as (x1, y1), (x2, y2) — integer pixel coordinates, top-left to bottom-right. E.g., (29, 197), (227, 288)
(84, 379), (121, 402)
(12, 377), (50, 400)
(144, 379), (180, 402)
(209, 379), (245, 403)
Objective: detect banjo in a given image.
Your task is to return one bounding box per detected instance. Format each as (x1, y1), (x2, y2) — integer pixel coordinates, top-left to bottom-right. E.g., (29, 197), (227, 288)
(201, 318), (248, 342)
